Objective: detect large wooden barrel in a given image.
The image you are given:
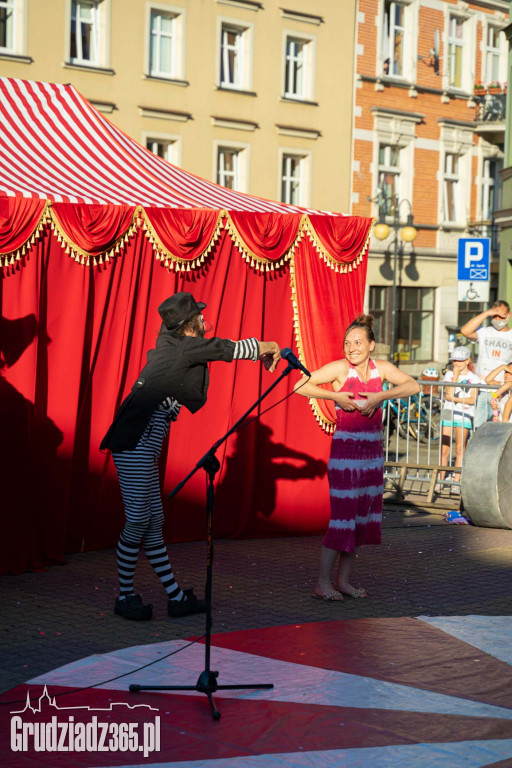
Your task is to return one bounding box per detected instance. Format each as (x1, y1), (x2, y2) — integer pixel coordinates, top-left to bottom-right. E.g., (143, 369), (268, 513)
(461, 422), (512, 529)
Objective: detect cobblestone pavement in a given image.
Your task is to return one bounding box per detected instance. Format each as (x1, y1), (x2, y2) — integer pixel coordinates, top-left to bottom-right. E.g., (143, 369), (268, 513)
(1, 506), (511, 695)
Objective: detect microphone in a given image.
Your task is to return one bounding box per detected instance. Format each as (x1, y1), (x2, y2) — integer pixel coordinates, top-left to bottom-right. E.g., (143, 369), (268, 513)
(281, 348), (311, 377)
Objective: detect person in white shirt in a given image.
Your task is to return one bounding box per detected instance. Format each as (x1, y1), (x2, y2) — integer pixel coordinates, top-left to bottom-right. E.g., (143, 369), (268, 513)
(460, 300), (512, 428)
(436, 347), (480, 496)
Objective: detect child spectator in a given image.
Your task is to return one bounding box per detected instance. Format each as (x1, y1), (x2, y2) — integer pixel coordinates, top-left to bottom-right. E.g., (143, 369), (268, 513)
(436, 347), (480, 496)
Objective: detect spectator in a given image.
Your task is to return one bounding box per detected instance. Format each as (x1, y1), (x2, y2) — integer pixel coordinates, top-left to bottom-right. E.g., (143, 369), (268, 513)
(485, 364), (512, 423)
(436, 347), (479, 496)
(460, 300), (512, 428)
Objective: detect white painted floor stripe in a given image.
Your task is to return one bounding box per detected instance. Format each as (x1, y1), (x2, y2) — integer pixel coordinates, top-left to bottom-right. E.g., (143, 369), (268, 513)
(29, 637), (512, 721)
(96, 739), (512, 768)
(419, 615), (512, 666)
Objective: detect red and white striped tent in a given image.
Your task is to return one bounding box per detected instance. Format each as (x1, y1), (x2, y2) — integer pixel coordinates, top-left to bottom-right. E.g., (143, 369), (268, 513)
(0, 76), (372, 573)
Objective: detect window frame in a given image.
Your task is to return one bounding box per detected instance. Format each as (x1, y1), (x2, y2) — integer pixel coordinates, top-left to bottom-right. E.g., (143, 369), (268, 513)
(217, 17), (253, 91)
(278, 149), (312, 207)
(378, 0), (417, 82)
(0, 0), (15, 52)
(369, 285), (435, 363)
(143, 131), (182, 167)
(282, 30), (316, 101)
(377, 143), (402, 217)
(484, 22), (507, 85)
(68, 0), (110, 68)
(443, 152), (460, 224)
(145, 2), (185, 81)
(213, 140), (250, 193)
(443, 10), (475, 93)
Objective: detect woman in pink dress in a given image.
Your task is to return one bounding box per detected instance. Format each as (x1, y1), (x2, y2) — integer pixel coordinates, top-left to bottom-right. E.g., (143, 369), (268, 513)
(295, 315), (419, 601)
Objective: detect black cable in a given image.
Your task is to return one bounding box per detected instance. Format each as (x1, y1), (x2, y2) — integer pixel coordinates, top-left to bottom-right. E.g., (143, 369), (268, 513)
(0, 633), (206, 707)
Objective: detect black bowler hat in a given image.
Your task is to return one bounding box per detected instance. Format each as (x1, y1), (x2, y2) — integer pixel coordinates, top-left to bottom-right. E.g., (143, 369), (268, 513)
(158, 292), (206, 330)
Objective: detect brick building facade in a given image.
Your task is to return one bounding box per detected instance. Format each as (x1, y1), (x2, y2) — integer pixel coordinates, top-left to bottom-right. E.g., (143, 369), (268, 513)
(352, 0), (509, 373)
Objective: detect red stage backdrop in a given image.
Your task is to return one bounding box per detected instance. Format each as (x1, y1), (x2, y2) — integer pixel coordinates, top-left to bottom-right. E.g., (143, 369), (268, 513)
(0, 77), (371, 573)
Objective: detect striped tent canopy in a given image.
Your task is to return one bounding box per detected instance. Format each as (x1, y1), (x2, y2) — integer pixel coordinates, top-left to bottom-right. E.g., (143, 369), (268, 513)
(0, 76), (326, 212)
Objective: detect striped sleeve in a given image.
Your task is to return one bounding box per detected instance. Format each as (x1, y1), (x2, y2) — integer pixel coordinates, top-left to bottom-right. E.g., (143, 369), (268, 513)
(233, 338), (259, 361)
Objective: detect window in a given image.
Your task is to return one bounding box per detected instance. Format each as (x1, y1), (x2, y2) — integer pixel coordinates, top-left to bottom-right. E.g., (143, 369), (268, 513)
(486, 26), (501, 84)
(219, 22), (252, 89)
(217, 146), (239, 189)
(481, 158), (502, 222)
(447, 16), (464, 88)
(215, 144), (248, 192)
(149, 10), (175, 77)
(280, 152), (310, 206)
(145, 136), (180, 166)
(486, 27), (501, 82)
(369, 286), (435, 362)
(443, 153), (460, 223)
(0, 0), (15, 50)
(378, 144), (401, 215)
(382, 1), (405, 77)
(283, 34), (315, 100)
(70, 1), (100, 64)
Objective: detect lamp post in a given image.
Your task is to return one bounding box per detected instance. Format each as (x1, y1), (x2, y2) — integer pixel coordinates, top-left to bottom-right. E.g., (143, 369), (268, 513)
(373, 195), (417, 364)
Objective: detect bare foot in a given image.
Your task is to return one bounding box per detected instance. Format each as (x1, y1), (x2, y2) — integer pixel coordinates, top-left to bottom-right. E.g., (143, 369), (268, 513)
(336, 582), (369, 598)
(313, 581), (344, 601)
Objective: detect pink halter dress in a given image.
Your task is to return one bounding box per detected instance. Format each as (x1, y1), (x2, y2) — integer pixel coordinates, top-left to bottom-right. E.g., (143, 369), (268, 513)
(323, 358), (384, 553)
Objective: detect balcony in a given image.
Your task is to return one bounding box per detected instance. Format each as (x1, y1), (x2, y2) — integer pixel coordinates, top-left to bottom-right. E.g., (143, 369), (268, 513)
(473, 91), (506, 144)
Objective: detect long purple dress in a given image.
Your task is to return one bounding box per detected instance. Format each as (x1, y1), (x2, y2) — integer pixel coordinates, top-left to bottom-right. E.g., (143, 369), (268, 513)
(323, 358), (384, 553)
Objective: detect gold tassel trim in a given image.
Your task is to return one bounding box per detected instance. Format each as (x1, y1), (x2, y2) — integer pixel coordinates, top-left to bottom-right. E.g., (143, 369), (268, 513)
(1, 201), (51, 269)
(141, 208), (224, 271)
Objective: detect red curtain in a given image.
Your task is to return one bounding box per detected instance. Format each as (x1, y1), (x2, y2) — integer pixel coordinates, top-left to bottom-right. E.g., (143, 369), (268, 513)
(0, 197), (46, 254)
(0, 225), (365, 574)
(293, 237), (369, 425)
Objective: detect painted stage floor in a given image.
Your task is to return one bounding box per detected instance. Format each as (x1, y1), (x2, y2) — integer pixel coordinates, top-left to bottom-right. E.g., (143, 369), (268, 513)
(2, 616), (512, 767)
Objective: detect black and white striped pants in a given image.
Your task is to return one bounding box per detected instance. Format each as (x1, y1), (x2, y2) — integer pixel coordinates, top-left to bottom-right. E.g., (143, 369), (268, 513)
(113, 409), (172, 550)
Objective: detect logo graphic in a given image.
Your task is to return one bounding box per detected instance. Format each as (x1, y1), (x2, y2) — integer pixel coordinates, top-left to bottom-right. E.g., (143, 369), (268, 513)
(10, 687), (160, 756)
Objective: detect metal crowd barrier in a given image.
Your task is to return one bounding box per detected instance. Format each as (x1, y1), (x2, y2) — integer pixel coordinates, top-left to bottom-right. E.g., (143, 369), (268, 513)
(382, 380), (499, 510)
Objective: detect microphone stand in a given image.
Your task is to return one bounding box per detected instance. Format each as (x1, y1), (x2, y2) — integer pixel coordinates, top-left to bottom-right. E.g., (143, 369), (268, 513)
(129, 363), (296, 719)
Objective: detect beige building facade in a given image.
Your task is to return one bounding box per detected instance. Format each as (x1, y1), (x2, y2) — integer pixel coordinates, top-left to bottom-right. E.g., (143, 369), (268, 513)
(0, 0), (357, 214)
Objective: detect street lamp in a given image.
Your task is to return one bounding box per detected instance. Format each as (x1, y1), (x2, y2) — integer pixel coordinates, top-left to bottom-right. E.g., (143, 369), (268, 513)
(373, 195), (417, 364)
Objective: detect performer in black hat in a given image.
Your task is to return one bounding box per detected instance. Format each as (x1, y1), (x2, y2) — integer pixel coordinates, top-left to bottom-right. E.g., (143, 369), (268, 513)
(101, 292), (281, 621)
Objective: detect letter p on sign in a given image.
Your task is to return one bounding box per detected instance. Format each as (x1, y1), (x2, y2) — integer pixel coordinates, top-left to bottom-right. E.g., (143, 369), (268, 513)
(465, 241), (484, 268)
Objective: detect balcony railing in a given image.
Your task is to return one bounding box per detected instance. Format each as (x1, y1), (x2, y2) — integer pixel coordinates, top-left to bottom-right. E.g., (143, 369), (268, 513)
(474, 92), (506, 122)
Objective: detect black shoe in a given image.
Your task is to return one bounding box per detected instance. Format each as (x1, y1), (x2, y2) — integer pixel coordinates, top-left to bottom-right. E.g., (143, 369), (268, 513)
(114, 594), (153, 621)
(168, 589), (207, 618)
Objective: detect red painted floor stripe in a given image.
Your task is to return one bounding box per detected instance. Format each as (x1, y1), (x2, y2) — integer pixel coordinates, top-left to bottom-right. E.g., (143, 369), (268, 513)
(210, 619), (512, 709)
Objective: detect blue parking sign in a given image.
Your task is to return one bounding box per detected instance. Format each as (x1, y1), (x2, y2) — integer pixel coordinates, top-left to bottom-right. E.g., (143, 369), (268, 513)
(457, 238), (490, 281)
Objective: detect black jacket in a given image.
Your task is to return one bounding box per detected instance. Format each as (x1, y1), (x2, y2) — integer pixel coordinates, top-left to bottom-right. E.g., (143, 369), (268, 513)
(100, 329), (236, 452)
